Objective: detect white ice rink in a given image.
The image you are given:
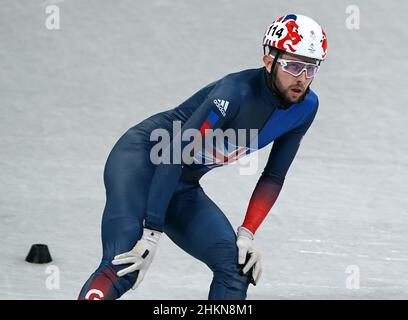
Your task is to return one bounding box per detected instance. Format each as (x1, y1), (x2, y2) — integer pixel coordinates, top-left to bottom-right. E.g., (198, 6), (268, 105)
(1, 0), (407, 299)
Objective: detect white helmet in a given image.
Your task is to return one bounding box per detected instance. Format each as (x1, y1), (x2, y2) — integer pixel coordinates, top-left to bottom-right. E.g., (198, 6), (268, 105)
(262, 14), (328, 61)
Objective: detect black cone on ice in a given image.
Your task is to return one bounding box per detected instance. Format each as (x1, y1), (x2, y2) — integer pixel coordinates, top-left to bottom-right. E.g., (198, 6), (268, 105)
(25, 244), (52, 264)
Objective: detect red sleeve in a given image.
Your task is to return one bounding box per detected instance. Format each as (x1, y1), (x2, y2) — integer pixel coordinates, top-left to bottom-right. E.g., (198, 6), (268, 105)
(241, 111), (316, 234)
(241, 175), (282, 234)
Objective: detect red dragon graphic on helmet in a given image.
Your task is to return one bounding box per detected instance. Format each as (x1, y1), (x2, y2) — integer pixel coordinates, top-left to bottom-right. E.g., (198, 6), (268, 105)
(272, 16), (303, 53)
(321, 30), (328, 59)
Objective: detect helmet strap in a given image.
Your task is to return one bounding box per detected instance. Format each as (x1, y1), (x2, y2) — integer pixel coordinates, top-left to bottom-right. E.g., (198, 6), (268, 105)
(265, 49), (291, 108)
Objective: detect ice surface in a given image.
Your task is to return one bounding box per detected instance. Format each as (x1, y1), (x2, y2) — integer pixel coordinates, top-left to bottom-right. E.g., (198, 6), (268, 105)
(1, 0), (407, 299)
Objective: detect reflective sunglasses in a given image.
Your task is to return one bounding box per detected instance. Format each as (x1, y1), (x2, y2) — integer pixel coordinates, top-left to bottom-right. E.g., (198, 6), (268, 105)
(270, 55), (320, 79)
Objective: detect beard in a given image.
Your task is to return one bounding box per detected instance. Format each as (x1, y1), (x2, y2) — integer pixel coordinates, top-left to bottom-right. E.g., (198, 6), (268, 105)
(280, 85), (308, 104)
(265, 67), (308, 107)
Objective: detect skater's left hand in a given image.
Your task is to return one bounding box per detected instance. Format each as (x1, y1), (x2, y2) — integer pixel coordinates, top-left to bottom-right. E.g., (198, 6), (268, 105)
(236, 226), (262, 285)
(112, 228), (161, 289)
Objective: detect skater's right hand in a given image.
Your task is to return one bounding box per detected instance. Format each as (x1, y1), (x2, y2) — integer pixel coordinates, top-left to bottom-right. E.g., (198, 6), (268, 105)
(112, 228), (161, 289)
(236, 226), (262, 286)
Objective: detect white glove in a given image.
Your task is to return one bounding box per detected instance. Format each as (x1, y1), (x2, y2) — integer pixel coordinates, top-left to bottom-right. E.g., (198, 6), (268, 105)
(236, 226), (262, 285)
(112, 228), (161, 289)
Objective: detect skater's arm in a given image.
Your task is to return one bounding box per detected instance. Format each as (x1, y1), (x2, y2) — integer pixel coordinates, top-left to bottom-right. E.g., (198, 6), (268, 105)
(241, 107), (318, 234)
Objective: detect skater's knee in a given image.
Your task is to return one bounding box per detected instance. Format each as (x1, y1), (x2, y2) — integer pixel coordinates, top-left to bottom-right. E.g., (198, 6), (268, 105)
(206, 239), (241, 274)
(206, 240), (251, 300)
(99, 259), (139, 293)
(79, 260), (138, 300)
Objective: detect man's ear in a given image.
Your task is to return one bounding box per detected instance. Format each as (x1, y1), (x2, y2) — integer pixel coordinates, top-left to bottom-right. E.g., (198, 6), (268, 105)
(262, 55), (273, 73)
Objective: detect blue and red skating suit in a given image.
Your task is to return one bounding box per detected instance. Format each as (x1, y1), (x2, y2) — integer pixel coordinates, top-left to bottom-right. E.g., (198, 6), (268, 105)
(78, 66), (318, 300)
(144, 67), (318, 234)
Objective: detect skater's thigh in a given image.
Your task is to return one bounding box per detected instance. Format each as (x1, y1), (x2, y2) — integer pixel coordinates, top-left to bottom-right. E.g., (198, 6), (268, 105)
(103, 129), (156, 218)
(101, 128), (156, 258)
(101, 216), (143, 261)
(164, 184), (237, 265)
